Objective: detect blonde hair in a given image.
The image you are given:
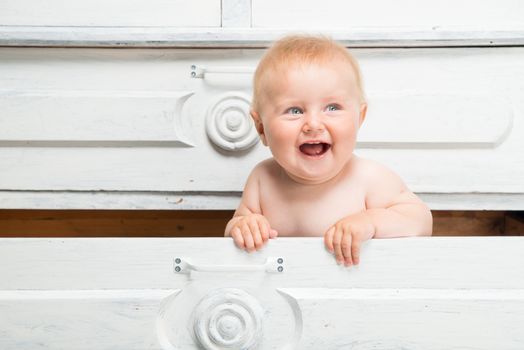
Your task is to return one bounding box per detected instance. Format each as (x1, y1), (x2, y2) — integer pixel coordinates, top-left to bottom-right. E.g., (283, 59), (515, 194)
(252, 34), (365, 113)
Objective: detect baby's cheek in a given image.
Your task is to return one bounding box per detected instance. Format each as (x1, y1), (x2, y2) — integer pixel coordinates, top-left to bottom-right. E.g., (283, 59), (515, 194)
(336, 124), (359, 141)
(267, 128), (293, 147)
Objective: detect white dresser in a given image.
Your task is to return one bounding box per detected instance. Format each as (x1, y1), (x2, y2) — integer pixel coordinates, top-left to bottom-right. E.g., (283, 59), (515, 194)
(1, 1), (524, 348)
(1, 0), (524, 210)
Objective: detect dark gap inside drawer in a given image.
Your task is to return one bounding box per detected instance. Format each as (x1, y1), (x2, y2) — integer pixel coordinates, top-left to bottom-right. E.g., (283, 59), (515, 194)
(0, 210), (523, 237)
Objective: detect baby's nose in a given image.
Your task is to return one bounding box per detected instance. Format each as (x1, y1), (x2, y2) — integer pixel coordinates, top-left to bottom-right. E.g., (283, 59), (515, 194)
(302, 114), (325, 133)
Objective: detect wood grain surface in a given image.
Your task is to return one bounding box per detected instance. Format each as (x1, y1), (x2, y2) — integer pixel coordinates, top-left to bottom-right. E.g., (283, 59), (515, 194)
(0, 210), (522, 237)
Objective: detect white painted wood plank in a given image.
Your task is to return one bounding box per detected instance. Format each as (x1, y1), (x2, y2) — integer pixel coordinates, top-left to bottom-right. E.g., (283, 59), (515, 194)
(221, 0), (252, 28)
(1, 238), (524, 290)
(0, 290), (177, 350)
(1, 238), (524, 349)
(253, 0), (524, 29)
(0, 90), (194, 145)
(0, 0), (220, 27)
(283, 288), (524, 349)
(360, 94), (513, 148)
(0, 288), (298, 349)
(2, 191), (524, 211)
(0, 145), (522, 193)
(2, 288), (523, 348)
(2, 26), (524, 47)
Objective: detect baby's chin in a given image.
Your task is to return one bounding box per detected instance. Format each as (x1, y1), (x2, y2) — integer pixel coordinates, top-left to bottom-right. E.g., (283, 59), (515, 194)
(284, 167), (343, 185)
(283, 154), (355, 185)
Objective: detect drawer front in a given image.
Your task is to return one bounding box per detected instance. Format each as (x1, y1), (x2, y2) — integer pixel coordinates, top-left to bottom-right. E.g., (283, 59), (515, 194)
(1, 237), (524, 349)
(0, 47), (523, 209)
(252, 0), (524, 29)
(0, 0), (221, 27)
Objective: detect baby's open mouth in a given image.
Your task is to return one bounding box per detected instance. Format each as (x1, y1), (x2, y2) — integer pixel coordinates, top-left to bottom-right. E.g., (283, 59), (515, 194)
(299, 142), (331, 157)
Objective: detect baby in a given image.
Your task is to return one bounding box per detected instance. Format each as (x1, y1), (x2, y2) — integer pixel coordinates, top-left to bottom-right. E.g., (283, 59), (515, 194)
(225, 35), (432, 266)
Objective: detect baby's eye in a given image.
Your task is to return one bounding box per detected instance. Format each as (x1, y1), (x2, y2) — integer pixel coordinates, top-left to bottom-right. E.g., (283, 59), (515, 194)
(286, 107), (303, 115)
(326, 104), (341, 112)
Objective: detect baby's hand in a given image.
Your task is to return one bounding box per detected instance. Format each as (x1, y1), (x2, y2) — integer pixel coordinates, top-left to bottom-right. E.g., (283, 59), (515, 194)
(228, 214), (278, 253)
(324, 213), (375, 267)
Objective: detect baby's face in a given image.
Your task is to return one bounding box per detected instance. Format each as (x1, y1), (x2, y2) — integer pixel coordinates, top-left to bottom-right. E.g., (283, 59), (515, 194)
(252, 60), (366, 184)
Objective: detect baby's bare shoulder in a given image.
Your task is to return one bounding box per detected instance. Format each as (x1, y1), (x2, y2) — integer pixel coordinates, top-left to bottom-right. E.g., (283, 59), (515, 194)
(352, 156), (417, 209)
(352, 156), (407, 195)
(251, 158), (281, 179)
(352, 156), (397, 180)
(238, 159), (278, 214)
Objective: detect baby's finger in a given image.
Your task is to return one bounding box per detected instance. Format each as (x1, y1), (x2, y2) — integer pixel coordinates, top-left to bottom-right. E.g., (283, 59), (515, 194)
(247, 221), (263, 251)
(259, 219), (270, 242)
(332, 227), (344, 265)
(342, 228), (353, 266)
(261, 217), (278, 240)
(352, 238), (361, 265)
(230, 226), (245, 249)
(324, 226), (335, 253)
(241, 224), (256, 252)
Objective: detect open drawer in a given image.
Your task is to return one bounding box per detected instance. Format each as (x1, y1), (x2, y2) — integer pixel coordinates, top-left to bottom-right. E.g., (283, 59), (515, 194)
(1, 46), (523, 211)
(1, 237), (523, 349)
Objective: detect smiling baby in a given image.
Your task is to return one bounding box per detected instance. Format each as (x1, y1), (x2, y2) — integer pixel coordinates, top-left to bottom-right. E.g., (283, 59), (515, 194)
(225, 35), (432, 266)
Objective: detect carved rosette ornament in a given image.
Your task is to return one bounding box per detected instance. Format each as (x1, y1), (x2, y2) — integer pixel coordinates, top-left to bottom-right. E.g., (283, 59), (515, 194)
(205, 92), (259, 151)
(191, 288), (264, 350)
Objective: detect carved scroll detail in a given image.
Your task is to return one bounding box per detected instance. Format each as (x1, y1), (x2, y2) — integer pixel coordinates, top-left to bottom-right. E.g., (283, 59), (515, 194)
(191, 288), (264, 350)
(205, 92), (259, 151)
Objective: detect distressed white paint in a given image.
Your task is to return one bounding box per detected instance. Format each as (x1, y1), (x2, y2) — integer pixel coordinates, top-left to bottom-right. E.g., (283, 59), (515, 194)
(0, 90), (194, 145)
(282, 288), (524, 349)
(360, 94), (513, 148)
(1, 143), (520, 193)
(0, 0), (220, 27)
(2, 26), (524, 48)
(221, 0), (252, 28)
(253, 0), (524, 29)
(1, 237), (524, 349)
(1, 191), (524, 211)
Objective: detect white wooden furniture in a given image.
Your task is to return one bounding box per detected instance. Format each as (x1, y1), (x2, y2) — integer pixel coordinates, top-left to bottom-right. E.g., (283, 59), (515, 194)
(1, 0), (524, 210)
(1, 1), (524, 349)
(1, 237), (523, 349)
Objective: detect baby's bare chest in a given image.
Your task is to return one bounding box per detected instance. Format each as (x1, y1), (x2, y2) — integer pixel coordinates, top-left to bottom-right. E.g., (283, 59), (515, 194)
(260, 181), (366, 237)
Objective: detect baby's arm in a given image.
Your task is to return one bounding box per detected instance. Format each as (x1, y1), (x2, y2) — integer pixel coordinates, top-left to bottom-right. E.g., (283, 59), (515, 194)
(325, 159), (432, 266)
(225, 164), (278, 252)
(363, 161), (432, 238)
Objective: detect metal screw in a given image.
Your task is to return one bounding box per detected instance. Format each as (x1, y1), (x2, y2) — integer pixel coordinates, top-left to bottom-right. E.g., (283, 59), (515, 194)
(175, 258), (181, 264)
(191, 71), (196, 77)
(191, 65), (196, 70)
(175, 266), (181, 272)
(277, 266), (284, 273)
(277, 258), (283, 264)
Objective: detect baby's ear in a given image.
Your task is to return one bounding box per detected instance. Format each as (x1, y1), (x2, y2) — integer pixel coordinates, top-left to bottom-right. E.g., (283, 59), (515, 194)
(250, 110), (268, 146)
(358, 103), (368, 128)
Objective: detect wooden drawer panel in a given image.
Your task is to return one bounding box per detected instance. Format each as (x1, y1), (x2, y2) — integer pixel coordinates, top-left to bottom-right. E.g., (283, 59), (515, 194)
(1, 47), (523, 209)
(253, 0), (524, 29)
(0, 0), (220, 27)
(1, 237), (523, 349)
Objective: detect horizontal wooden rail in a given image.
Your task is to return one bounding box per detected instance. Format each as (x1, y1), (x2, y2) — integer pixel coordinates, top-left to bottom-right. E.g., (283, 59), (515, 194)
(2, 26), (524, 48)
